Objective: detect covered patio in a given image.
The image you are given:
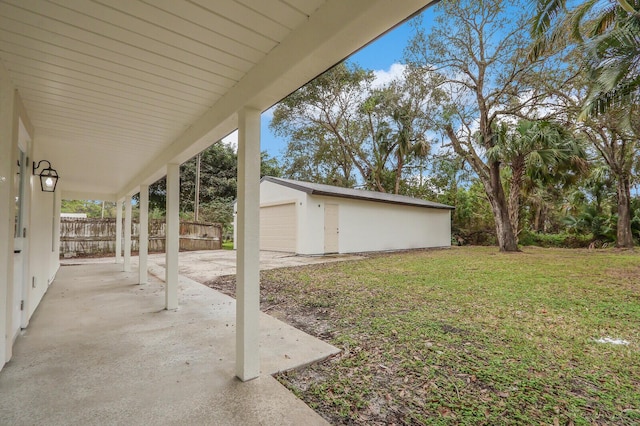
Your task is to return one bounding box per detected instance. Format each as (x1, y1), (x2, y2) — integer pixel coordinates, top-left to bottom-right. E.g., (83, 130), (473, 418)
(0, 262), (337, 424)
(0, 0), (435, 421)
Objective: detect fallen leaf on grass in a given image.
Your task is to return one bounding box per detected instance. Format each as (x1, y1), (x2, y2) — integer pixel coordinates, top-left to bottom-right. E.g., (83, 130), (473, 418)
(437, 406), (456, 418)
(497, 391), (510, 398)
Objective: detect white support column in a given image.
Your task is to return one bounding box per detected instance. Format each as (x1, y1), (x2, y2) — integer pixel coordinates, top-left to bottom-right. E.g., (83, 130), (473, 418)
(236, 107), (261, 382)
(165, 163), (179, 310)
(123, 195), (132, 272)
(115, 199), (123, 264)
(139, 185), (149, 285)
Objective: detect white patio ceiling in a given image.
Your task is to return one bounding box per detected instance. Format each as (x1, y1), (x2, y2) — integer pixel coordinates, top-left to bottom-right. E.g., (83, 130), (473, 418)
(0, 0), (433, 200)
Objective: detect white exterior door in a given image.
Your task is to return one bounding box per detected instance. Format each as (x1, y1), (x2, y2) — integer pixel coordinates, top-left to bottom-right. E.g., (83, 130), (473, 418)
(324, 204), (339, 253)
(260, 203), (297, 252)
(12, 150), (27, 341)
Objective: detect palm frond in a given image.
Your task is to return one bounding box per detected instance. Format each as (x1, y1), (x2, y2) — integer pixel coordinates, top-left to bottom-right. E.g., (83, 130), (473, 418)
(616, 0), (640, 14)
(532, 0), (568, 36)
(571, 0), (599, 41)
(589, 5), (618, 37)
(580, 12), (640, 118)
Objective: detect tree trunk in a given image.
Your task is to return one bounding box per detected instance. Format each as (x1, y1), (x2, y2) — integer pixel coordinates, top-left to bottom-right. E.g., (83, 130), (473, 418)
(443, 124), (519, 252)
(533, 204), (542, 232)
(508, 157), (525, 241)
(616, 175), (634, 248)
(481, 161), (520, 252)
(394, 153), (403, 195)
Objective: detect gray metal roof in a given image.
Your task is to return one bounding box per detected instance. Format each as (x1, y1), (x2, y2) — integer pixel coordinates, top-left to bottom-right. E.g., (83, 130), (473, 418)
(262, 177), (455, 210)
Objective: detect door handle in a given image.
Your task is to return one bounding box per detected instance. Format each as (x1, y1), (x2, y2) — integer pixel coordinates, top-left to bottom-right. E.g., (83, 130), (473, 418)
(14, 250), (21, 254)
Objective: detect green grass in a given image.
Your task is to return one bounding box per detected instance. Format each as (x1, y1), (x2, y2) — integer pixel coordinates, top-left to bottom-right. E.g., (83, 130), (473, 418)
(267, 247), (640, 425)
(221, 241), (234, 250)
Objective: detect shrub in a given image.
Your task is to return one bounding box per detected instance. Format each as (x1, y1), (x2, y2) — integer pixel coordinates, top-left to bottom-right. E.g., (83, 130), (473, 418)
(518, 232), (594, 248)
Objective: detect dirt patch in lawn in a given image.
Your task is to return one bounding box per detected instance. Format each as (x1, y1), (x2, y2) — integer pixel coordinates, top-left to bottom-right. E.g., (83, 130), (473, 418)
(206, 268), (408, 425)
(604, 265), (640, 292)
(204, 266), (338, 341)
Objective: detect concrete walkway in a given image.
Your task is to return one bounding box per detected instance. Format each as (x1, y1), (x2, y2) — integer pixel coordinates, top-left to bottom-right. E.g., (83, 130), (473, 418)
(0, 263), (339, 425)
(62, 250), (363, 285)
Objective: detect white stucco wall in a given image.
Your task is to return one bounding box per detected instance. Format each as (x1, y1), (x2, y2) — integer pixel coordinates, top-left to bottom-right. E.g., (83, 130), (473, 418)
(321, 196), (451, 254)
(0, 61), (60, 370)
(259, 180), (305, 205)
(27, 179), (60, 318)
(0, 55), (16, 368)
(298, 195), (325, 255)
(17, 98), (60, 325)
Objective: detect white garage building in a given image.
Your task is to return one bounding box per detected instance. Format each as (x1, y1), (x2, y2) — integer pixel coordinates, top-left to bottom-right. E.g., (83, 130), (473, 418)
(235, 177), (453, 255)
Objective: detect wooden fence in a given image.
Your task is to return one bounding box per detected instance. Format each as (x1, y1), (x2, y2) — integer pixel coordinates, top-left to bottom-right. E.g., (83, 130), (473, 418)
(60, 218), (222, 257)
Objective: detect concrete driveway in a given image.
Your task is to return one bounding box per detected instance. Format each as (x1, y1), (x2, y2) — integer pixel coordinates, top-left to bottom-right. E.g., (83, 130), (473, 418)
(63, 250), (363, 285)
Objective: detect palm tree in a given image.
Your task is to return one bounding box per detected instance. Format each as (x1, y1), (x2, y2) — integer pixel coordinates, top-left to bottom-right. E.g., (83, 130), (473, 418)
(531, 0), (640, 118)
(532, 0), (639, 248)
(486, 120), (588, 239)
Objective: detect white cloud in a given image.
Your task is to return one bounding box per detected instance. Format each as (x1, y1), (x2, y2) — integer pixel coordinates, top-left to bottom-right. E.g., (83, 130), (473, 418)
(262, 105), (276, 120)
(372, 63), (406, 89)
(221, 130), (238, 152)
(218, 105), (276, 153)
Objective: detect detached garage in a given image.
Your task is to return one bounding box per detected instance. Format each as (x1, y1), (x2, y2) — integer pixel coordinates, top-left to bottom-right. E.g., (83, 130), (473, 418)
(235, 177), (454, 255)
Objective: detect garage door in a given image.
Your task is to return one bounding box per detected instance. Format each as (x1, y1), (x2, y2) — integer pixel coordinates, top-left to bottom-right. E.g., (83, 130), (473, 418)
(260, 203), (297, 252)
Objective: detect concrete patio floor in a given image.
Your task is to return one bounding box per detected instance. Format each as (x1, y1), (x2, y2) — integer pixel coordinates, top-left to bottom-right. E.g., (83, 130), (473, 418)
(62, 250), (363, 285)
(0, 262), (340, 425)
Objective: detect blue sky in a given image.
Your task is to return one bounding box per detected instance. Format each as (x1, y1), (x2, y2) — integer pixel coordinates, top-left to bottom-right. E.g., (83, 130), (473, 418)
(223, 8), (436, 160)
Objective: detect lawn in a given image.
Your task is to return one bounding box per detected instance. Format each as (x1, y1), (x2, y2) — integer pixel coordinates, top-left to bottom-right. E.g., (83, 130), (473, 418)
(208, 246), (640, 425)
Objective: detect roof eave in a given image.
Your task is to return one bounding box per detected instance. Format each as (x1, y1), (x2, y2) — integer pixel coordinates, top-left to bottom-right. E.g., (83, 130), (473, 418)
(311, 190), (455, 210)
(263, 177), (455, 210)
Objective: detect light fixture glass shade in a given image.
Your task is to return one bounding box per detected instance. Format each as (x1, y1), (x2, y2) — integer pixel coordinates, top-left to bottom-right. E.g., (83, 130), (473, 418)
(33, 160), (59, 192)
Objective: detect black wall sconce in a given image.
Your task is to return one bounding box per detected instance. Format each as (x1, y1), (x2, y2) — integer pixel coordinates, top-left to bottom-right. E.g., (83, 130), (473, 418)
(33, 160), (59, 192)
